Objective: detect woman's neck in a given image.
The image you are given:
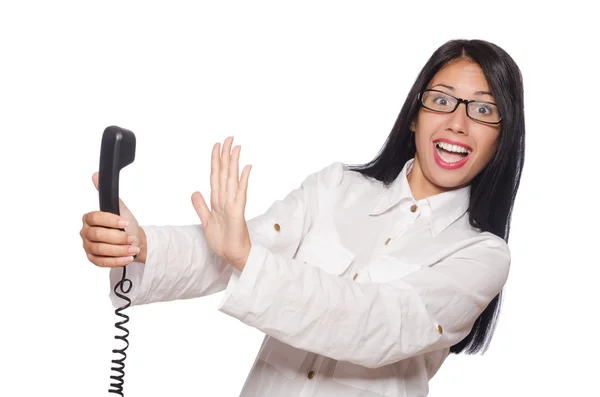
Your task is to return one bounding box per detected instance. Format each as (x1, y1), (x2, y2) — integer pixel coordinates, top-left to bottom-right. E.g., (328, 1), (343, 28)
(406, 156), (452, 201)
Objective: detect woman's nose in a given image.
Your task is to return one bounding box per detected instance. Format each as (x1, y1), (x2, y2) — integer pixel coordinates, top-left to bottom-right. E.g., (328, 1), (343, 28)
(445, 102), (469, 135)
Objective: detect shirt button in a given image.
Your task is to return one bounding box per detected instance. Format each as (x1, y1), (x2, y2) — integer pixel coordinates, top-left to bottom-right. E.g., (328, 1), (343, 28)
(308, 370), (315, 379)
(437, 324), (443, 334)
(410, 204), (418, 212)
(385, 237), (391, 245)
(353, 273), (358, 280)
(273, 223), (281, 232)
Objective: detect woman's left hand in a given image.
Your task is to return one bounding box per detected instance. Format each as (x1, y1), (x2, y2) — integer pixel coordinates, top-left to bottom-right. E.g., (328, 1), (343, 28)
(191, 136), (252, 271)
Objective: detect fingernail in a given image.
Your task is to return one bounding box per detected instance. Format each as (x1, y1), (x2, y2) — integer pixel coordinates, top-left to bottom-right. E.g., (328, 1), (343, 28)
(127, 235), (135, 243)
(128, 246), (140, 254)
(118, 220), (129, 228)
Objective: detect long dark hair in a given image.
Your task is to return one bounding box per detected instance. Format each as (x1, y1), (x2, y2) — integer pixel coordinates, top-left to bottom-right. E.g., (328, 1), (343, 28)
(348, 39), (525, 354)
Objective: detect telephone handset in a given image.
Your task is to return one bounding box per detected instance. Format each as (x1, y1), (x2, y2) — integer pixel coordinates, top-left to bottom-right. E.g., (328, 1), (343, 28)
(98, 125), (137, 396)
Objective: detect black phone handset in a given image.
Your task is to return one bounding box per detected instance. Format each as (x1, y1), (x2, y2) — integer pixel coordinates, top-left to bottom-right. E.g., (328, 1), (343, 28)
(98, 126), (137, 396)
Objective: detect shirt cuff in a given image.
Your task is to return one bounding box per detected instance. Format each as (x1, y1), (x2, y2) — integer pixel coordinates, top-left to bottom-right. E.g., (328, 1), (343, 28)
(217, 242), (268, 318)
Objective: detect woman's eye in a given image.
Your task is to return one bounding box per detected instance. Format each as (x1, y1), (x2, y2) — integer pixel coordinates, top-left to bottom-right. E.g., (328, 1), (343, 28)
(434, 96), (450, 106)
(475, 105), (491, 114)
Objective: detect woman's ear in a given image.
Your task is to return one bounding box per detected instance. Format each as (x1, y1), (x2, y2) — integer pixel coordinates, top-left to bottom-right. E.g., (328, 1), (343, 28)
(409, 120), (416, 132)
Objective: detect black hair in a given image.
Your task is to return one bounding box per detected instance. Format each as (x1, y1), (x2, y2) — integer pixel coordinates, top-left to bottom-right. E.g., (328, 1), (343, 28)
(348, 39), (525, 355)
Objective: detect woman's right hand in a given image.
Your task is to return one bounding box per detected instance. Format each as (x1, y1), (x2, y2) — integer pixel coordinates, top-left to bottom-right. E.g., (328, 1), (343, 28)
(80, 172), (146, 267)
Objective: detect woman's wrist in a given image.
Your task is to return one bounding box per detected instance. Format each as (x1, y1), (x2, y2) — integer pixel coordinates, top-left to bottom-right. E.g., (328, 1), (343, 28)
(136, 227), (147, 264)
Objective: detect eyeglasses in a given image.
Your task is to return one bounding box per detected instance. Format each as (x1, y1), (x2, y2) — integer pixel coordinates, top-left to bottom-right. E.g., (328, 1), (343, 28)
(418, 89), (502, 124)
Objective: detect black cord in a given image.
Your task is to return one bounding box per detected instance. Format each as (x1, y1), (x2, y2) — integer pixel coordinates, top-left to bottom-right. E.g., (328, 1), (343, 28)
(108, 264), (133, 396)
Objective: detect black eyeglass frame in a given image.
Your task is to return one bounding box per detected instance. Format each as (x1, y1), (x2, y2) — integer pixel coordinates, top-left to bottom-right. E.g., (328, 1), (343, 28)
(417, 89), (503, 125)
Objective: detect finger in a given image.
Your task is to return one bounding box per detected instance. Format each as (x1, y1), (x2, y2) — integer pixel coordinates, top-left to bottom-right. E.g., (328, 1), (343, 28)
(219, 137), (233, 202)
(227, 145), (241, 201)
(84, 240), (139, 258)
(210, 142), (221, 209)
(83, 211), (128, 229)
(191, 191), (211, 226)
(92, 172), (99, 191)
(87, 252), (135, 268)
(236, 164), (252, 205)
(82, 225), (133, 245)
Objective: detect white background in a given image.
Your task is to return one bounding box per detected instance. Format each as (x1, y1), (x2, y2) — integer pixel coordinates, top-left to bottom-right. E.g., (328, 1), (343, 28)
(1, 1), (598, 396)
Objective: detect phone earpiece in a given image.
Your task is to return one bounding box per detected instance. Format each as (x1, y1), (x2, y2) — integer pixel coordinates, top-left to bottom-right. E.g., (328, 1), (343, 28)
(99, 126), (136, 215)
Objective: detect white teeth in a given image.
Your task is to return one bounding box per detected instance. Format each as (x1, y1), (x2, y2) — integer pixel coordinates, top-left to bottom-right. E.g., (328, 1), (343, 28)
(436, 147), (462, 163)
(436, 141), (471, 154)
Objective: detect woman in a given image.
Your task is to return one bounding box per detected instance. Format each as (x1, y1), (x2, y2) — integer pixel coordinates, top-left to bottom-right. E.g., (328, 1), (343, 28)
(81, 38), (525, 396)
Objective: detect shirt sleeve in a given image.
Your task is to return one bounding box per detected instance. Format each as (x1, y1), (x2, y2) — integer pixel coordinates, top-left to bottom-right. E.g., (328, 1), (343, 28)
(108, 223), (233, 308)
(217, 233), (510, 368)
(108, 162), (347, 308)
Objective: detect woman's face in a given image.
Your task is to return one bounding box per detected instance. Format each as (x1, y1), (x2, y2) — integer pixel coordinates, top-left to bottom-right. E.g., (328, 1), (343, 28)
(410, 58), (501, 196)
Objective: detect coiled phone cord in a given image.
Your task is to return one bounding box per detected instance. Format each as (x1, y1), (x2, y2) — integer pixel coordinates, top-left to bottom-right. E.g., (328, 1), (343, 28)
(108, 259), (133, 396)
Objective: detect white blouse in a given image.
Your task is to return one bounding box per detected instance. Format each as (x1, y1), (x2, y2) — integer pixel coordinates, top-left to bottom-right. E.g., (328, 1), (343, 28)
(109, 158), (511, 397)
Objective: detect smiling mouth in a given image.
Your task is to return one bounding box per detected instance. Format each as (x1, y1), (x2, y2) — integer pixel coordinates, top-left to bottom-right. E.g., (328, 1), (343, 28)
(434, 141), (471, 163)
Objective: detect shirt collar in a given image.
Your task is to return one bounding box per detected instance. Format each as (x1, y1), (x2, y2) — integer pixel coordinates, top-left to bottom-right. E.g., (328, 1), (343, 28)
(369, 158), (471, 237)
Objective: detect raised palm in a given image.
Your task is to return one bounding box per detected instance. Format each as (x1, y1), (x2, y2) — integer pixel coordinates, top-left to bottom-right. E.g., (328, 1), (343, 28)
(191, 137), (252, 270)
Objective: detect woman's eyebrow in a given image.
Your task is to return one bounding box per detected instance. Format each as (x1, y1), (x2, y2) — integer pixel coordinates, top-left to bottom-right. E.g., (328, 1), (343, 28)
(431, 83), (493, 97)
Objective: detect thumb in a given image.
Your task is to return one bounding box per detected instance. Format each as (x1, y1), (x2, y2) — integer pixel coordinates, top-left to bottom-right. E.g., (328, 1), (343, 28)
(92, 172), (99, 191)
(191, 191), (211, 226)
